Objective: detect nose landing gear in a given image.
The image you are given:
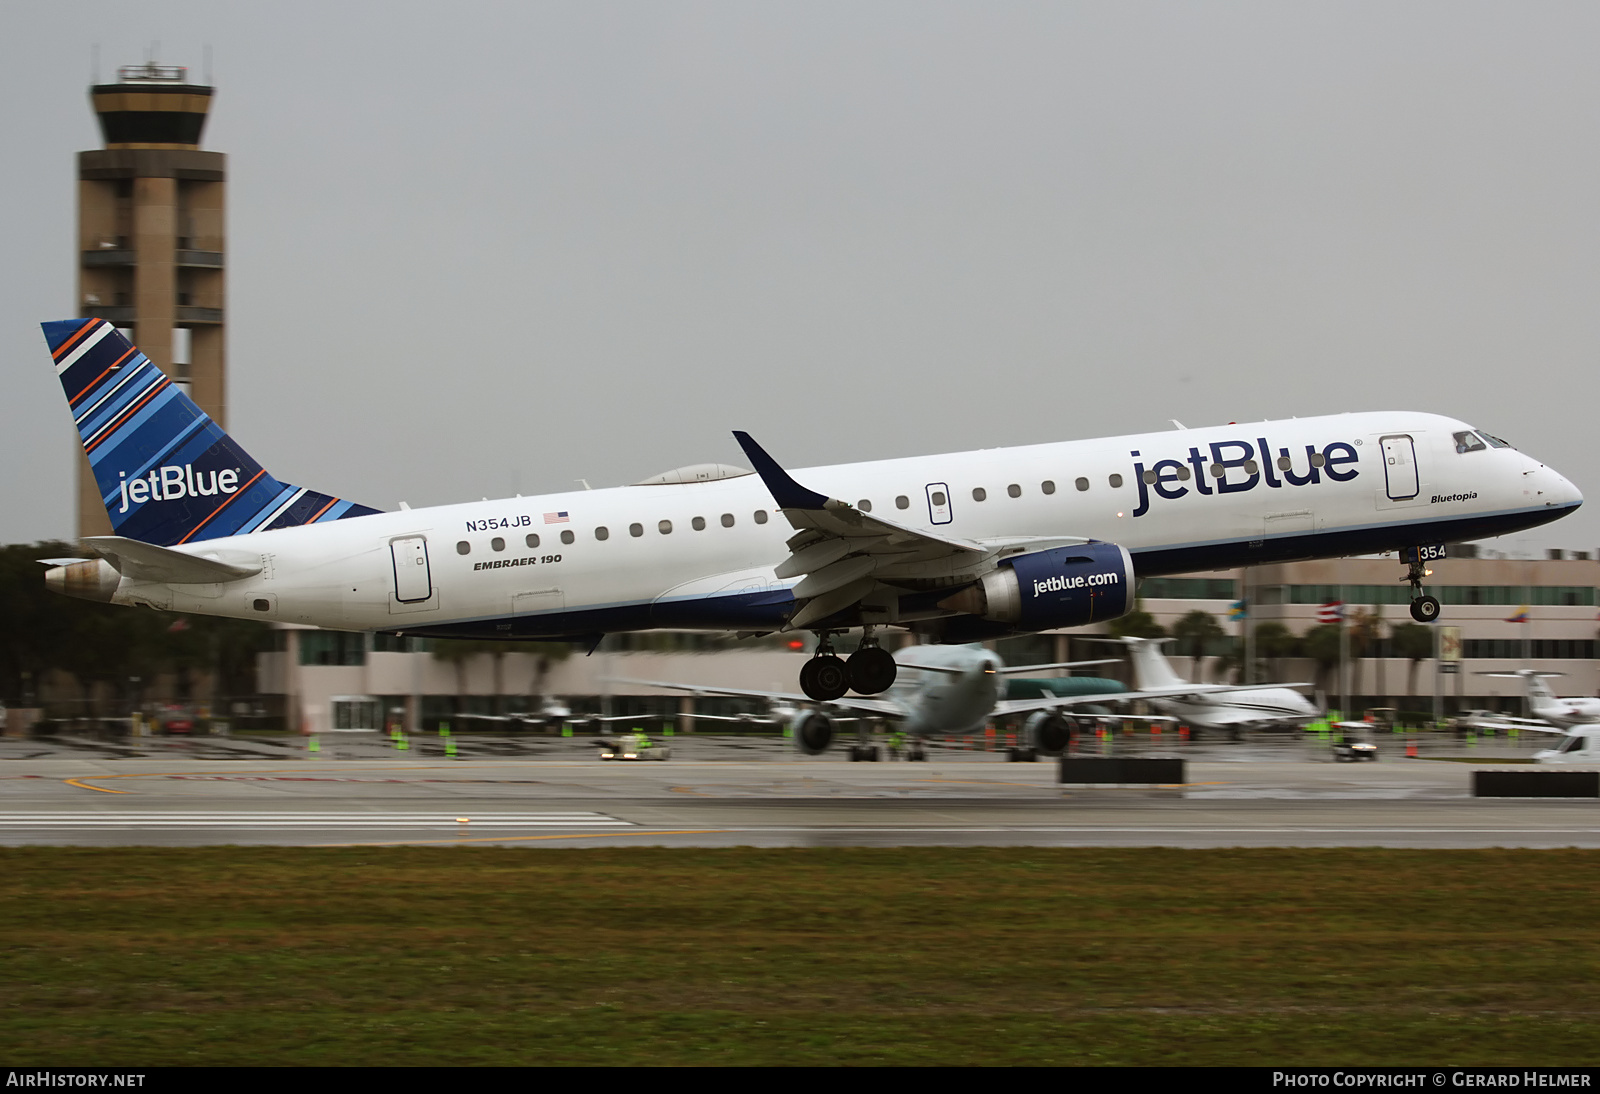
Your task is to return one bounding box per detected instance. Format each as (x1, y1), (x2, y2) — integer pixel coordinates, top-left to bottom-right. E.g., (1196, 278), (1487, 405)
(1402, 546), (1443, 623)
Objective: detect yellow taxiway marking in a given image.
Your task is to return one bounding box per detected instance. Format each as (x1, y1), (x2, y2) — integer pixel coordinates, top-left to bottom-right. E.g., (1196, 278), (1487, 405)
(315, 830), (727, 847)
(62, 777), (133, 795)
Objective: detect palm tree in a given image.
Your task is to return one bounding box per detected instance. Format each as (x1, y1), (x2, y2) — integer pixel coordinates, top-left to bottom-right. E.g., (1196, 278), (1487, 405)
(1302, 624), (1342, 696)
(1172, 610), (1224, 683)
(1390, 623), (1435, 701)
(1347, 607), (1384, 701)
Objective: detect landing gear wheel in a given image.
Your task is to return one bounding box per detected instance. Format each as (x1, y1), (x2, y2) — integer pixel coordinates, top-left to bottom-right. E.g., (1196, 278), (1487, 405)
(800, 655), (849, 702)
(1410, 595), (1440, 623)
(846, 646), (897, 695)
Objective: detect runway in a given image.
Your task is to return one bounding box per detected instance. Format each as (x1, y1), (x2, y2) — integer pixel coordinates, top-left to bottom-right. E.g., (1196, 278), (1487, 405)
(1, 733), (1596, 848)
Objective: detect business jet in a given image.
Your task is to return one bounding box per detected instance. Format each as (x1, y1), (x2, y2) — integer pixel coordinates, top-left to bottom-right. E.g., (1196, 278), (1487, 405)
(1480, 670), (1600, 729)
(1109, 637), (1317, 737)
(40, 318), (1583, 704)
(614, 644), (1132, 759)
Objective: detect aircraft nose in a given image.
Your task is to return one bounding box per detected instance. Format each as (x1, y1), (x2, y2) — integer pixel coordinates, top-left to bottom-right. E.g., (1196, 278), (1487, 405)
(1540, 464), (1583, 510)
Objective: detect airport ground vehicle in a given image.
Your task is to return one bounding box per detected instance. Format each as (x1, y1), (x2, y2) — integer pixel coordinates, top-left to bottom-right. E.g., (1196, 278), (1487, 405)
(598, 733), (670, 761)
(1330, 723), (1378, 761)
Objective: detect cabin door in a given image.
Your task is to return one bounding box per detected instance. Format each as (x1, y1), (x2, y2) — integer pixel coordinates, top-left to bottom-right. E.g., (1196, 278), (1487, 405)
(1381, 435), (1420, 501)
(390, 536), (433, 603)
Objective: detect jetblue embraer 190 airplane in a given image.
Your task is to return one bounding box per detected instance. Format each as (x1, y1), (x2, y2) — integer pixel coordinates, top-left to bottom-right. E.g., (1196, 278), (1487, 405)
(40, 318), (1583, 702)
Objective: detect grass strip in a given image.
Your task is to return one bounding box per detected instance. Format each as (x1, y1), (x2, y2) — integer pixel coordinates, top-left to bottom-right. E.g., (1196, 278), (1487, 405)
(1, 846), (1595, 1066)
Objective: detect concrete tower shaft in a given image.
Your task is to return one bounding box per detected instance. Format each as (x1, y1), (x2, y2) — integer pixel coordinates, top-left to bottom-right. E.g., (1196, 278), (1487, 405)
(76, 63), (226, 539)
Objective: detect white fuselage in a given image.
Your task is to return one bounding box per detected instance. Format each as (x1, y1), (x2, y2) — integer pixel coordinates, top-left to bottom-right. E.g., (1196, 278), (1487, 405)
(888, 645), (1006, 737)
(98, 411), (1580, 641)
(1531, 696), (1600, 729)
(1146, 688), (1319, 730)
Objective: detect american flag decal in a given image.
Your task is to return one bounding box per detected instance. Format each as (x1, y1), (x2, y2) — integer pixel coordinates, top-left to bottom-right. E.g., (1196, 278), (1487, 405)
(544, 511), (570, 524)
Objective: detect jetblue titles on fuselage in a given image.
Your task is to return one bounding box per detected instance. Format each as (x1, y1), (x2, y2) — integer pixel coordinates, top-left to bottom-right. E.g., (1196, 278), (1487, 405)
(1129, 436), (1360, 517)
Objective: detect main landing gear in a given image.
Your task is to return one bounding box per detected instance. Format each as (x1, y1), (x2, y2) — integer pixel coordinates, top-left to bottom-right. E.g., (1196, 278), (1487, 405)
(798, 631), (898, 702)
(1404, 556), (1441, 623)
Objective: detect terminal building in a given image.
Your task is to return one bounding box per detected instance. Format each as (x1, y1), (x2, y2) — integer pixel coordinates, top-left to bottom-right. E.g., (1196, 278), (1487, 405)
(257, 547), (1600, 733)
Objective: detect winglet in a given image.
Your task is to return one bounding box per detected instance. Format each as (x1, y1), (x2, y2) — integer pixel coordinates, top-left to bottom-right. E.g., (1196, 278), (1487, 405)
(732, 431), (831, 510)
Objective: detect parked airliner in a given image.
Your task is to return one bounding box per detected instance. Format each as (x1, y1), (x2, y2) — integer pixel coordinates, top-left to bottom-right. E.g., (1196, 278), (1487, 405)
(40, 318), (1582, 702)
(616, 644), (1129, 758)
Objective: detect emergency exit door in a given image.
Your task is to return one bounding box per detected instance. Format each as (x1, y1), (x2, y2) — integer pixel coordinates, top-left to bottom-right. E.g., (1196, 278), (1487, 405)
(390, 536), (432, 603)
(1380, 435), (1420, 501)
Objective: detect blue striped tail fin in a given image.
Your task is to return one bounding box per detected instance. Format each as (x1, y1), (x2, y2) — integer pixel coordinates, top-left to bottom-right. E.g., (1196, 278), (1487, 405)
(44, 318), (382, 546)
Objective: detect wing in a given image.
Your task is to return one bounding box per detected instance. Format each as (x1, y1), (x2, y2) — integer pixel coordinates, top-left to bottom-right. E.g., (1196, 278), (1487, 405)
(606, 676), (907, 718)
(1132, 682), (1313, 701)
(995, 688), (1148, 717)
(995, 659), (1122, 676)
(734, 432), (1091, 630)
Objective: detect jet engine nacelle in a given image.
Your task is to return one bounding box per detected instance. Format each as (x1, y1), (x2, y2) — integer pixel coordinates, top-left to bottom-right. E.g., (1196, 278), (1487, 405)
(791, 710), (835, 755)
(939, 542), (1134, 629)
(1024, 710), (1076, 755)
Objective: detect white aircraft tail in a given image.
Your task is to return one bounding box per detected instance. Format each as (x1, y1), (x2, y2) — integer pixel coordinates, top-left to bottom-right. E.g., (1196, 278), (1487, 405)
(1121, 637), (1189, 691)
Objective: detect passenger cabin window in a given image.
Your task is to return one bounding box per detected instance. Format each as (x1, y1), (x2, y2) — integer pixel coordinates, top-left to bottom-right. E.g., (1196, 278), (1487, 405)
(659, 520), (673, 534)
(692, 516), (706, 531)
(896, 495), (910, 509)
(972, 487), (987, 502)
(1310, 452), (1326, 468)
(1006, 484), (1021, 498)
(1454, 431), (1487, 454)
(931, 491), (947, 507)
(754, 510), (768, 524)
(560, 530), (575, 545)
(491, 537), (505, 552)
(595, 527), (609, 541)
(1075, 477), (1090, 492)
(721, 513), (735, 527)
(456, 541), (471, 555)
(629, 523), (643, 538)
(1108, 473), (1123, 488)
(858, 499), (873, 512)
(1040, 481), (1055, 495)
(525, 533), (540, 549)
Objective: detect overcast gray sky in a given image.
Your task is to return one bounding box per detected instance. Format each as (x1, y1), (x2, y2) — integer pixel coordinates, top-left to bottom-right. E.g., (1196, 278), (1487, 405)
(3, 1), (1597, 557)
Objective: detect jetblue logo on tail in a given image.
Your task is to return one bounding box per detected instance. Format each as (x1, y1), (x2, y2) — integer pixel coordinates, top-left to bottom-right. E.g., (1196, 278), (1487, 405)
(117, 466), (242, 513)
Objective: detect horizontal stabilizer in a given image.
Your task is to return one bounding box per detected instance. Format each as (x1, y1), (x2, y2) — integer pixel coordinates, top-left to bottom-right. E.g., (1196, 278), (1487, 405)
(83, 536), (262, 584)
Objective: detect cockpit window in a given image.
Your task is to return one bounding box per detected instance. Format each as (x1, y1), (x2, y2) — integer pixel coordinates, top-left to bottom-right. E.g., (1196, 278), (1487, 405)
(1479, 431), (1514, 449)
(1560, 733), (1586, 753)
(1453, 431), (1486, 454)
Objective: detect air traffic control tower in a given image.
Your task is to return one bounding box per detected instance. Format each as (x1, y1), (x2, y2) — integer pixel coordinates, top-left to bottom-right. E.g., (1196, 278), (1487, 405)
(75, 62), (225, 538)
